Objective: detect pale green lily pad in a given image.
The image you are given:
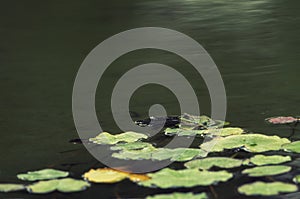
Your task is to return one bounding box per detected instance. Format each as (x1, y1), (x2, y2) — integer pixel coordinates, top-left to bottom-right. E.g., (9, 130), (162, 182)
(242, 165), (291, 177)
(165, 127), (244, 137)
(184, 157), (244, 170)
(0, 184), (25, 192)
(17, 169), (69, 181)
(110, 142), (155, 151)
(112, 147), (206, 162)
(249, 155), (291, 166)
(164, 128), (205, 136)
(293, 175), (300, 183)
(200, 134), (290, 153)
(89, 131), (148, 145)
(238, 181), (297, 196)
(282, 141), (300, 153)
(27, 178), (90, 194)
(146, 192), (208, 199)
(139, 168), (233, 188)
(179, 113), (228, 129)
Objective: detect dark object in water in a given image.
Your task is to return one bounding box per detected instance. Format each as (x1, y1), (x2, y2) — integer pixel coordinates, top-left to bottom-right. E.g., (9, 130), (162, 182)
(69, 138), (83, 144)
(135, 116), (180, 128)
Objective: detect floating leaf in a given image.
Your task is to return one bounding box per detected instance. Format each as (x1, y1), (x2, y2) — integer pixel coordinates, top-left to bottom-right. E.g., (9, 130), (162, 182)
(266, 116), (298, 124)
(83, 168), (149, 183)
(179, 113), (226, 129)
(184, 157), (243, 170)
(164, 128), (205, 136)
(0, 184), (25, 192)
(89, 131), (148, 145)
(249, 155), (291, 166)
(139, 168), (232, 188)
(242, 165), (291, 177)
(293, 175), (300, 183)
(83, 168), (128, 183)
(110, 142), (155, 151)
(112, 147), (206, 162)
(27, 178), (90, 194)
(17, 169), (69, 181)
(146, 192), (208, 199)
(200, 134), (290, 153)
(282, 141), (300, 153)
(165, 127), (244, 137)
(238, 181), (297, 196)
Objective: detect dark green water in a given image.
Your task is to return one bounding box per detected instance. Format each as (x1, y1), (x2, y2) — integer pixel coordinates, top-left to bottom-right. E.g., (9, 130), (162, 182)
(1, 0), (300, 198)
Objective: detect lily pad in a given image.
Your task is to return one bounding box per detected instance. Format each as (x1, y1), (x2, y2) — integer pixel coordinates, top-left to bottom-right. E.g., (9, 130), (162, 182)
(17, 169), (69, 181)
(27, 178), (90, 193)
(112, 147), (206, 162)
(164, 128), (205, 136)
(184, 157), (244, 170)
(0, 184), (25, 192)
(282, 141), (300, 153)
(83, 168), (149, 183)
(83, 168), (128, 183)
(179, 113), (227, 130)
(293, 175), (300, 183)
(242, 165), (291, 177)
(238, 181), (297, 196)
(165, 127), (244, 137)
(266, 116), (298, 124)
(89, 131), (148, 145)
(146, 192), (208, 199)
(200, 134), (290, 153)
(249, 155), (291, 166)
(139, 168), (233, 188)
(110, 141), (155, 151)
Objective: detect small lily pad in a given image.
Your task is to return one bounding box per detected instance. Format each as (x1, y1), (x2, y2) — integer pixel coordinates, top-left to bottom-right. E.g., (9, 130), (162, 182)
(110, 141), (155, 151)
(89, 131), (148, 145)
(200, 134), (290, 153)
(179, 113), (227, 129)
(242, 165), (291, 177)
(238, 181), (297, 196)
(27, 178), (90, 193)
(83, 168), (149, 183)
(146, 192), (208, 199)
(83, 168), (129, 183)
(249, 155), (291, 166)
(266, 116), (298, 124)
(139, 168), (233, 188)
(0, 184), (25, 192)
(184, 157), (244, 170)
(282, 141), (300, 153)
(293, 175), (300, 183)
(17, 169), (69, 181)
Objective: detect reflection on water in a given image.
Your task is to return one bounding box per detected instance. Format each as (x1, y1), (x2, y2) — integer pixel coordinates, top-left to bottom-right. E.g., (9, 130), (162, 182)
(0, 0), (300, 198)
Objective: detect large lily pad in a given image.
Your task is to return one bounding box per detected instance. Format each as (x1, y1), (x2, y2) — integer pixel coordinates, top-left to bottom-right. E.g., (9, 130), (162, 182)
(0, 184), (25, 192)
(110, 142), (155, 151)
(89, 131), (148, 145)
(165, 127), (244, 137)
(146, 192), (208, 199)
(242, 165), (291, 177)
(249, 155), (291, 166)
(112, 147), (206, 162)
(83, 168), (149, 183)
(27, 178), (90, 193)
(238, 181), (297, 196)
(200, 134), (290, 153)
(17, 169), (69, 181)
(282, 141), (300, 153)
(139, 168), (233, 188)
(184, 157), (244, 170)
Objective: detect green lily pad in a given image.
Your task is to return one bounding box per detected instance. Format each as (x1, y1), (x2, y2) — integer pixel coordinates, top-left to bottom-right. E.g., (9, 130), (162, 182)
(200, 134), (290, 153)
(179, 113), (228, 129)
(89, 131), (148, 145)
(184, 157), (244, 170)
(139, 168), (233, 188)
(110, 142), (155, 151)
(164, 128), (205, 136)
(282, 141), (300, 153)
(165, 127), (244, 137)
(146, 192), (208, 199)
(293, 175), (300, 183)
(242, 165), (291, 177)
(0, 184), (25, 192)
(27, 178), (90, 194)
(249, 155), (291, 166)
(238, 181), (297, 196)
(17, 169), (69, 181)
(112, 147), (206, 162)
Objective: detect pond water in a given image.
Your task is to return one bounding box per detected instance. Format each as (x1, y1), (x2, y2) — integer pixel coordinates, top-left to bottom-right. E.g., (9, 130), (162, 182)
(1, 0), (300, 198)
